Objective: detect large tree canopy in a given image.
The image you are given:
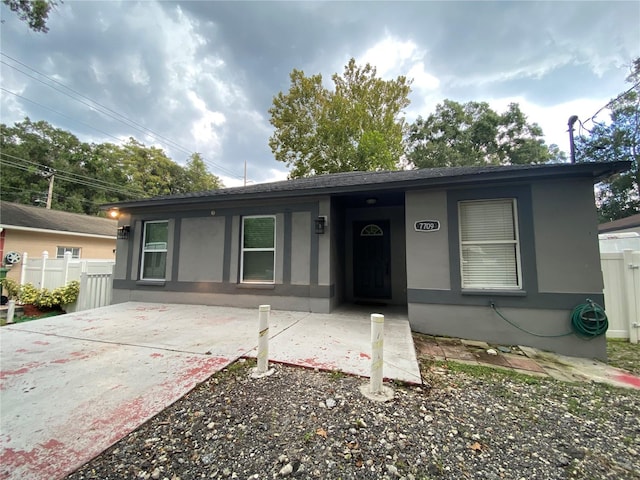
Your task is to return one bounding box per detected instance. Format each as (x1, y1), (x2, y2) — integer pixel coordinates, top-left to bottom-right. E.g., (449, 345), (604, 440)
(0, 118), (223, 215)
(269, 59), (412, 178)
(576, 58), (639, 222)
(406, 100), (560, 169)
(2, 0), (56, 32)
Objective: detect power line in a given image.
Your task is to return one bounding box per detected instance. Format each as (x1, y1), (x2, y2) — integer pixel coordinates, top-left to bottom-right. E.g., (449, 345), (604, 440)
(1, 87), (126, 143)
(1, 54), (245, 180)
(0, 152), (147, 197)
(583, 80), (640, 126)
(0, 156), (144, 198)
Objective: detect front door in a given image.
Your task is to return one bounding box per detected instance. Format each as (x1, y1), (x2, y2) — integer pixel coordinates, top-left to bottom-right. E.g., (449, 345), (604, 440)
(353, 220), (391, 299)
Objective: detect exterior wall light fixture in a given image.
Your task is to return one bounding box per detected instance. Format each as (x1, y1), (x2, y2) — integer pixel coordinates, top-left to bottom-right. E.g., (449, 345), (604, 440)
(117, 225), (131, 240)
(314, 216), (326, 234)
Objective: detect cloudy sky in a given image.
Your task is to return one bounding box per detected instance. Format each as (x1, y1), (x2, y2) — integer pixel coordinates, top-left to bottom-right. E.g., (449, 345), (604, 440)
(1, 1), (638, 187)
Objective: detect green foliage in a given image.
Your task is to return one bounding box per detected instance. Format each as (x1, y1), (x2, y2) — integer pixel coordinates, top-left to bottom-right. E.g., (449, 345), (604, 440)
(0, 278), (21, 300)
(576, 58), (639, 222)
(269, 58), (412, 178)
(2, 0), (56, 33)
(0, 118), (223, 214)
(0, 280), (80, 307)
(406, 100), (558, 168)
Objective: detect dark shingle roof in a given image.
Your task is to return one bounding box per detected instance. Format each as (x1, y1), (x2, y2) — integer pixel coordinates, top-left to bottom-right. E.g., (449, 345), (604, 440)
(599, 213), (640, 233)
(104, 161), (630, 210)
(0, 201), (117, 237)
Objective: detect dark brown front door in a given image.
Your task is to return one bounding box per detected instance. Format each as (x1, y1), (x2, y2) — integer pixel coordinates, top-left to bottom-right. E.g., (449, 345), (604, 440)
(353, 220), (391, 299)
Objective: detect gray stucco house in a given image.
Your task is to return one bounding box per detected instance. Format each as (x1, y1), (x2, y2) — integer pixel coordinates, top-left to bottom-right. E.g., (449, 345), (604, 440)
(105, 161), (629, 360)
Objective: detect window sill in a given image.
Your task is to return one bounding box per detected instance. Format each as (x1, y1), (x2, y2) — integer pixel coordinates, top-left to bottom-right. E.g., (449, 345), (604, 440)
(136, 280), (166, 287)
(462, 289), (526, 297)
(236, 283), (275, 290)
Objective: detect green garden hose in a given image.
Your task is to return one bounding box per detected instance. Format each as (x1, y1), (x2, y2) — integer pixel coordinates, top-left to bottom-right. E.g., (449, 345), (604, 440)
(570, 299), (608, 338)
(490, 299), (608, 338)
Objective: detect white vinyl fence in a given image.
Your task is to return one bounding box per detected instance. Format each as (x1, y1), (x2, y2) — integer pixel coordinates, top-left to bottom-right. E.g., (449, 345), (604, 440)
(601, 249), (640, 343)
(19, 251), (115, 313)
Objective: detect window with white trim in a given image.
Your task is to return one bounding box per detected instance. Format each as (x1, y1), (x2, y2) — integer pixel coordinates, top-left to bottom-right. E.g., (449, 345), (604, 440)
(56, 246), (80, 259)
(458, 199), (522, 289)
(141, 220), (168, 280)
(241, 216), (275, 283)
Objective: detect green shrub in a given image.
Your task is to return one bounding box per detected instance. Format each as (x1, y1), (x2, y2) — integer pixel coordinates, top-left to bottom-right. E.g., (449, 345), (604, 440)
(0, 280), (80, 308)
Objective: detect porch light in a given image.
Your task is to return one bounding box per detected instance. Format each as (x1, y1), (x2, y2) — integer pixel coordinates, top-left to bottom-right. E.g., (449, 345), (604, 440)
(108, 208), (120, 219)
(314, 216), (326, 234)
(117, 225), (131, 240)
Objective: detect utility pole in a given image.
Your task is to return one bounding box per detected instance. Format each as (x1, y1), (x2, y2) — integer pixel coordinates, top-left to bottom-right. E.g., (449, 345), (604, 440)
(568, 115), (578, 164)
(42, 167), (55, 209)
(244, 159), (247, 187)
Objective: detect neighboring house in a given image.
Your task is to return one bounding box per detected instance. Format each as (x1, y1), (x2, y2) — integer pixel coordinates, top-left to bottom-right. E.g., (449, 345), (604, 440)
(105, 161), (630, 360)
(0, 201), (117, 282)
(598, 213), (640, 235)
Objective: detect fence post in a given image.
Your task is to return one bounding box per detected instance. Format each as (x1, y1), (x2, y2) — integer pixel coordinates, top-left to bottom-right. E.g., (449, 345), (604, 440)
(63, 251), (72, 285)
(79, 272), (89, 312)
(623, 250), (639, 344)
(20, 252), (28, 285)
(40, 251), (48, 288)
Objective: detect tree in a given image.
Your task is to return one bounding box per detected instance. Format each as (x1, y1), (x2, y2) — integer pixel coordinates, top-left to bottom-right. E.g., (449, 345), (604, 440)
(176, 153), (223, 192)
(406, 100), (558, 168)
(269, 59), (412, 178)
(575, 58), (640, 222)
(2, 0), (56, 33)
(0, 119), (223, 215)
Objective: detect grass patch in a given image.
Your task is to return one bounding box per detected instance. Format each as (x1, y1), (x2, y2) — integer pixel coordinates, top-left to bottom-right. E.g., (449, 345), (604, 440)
(1, 310), (64, 326)
(425, 359), (544, 385)
(607, 339), (640, 376)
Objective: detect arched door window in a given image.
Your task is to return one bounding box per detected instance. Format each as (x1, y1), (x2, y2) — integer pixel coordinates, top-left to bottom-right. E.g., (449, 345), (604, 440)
(360, 224), (383, 236)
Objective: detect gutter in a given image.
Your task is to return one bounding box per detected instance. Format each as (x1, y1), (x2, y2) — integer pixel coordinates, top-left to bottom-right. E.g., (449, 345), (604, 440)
(0, 224), (116, 240)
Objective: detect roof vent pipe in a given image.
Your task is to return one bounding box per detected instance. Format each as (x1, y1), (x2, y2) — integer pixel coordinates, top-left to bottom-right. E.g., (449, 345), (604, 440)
(568, 115), (579, 164)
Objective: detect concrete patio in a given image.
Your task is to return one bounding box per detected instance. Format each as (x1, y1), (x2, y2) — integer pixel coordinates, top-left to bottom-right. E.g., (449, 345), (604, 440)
(0, 302), (420, 480)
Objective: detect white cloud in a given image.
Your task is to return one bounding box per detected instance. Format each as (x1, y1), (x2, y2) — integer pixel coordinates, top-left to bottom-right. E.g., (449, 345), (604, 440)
(486, 96), (613, 152)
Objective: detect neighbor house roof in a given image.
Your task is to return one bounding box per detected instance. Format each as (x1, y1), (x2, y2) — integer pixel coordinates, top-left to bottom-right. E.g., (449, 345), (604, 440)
(599, 213), (640, 233)
(104, 161), (631, 210)
(0, 201), (117, 238)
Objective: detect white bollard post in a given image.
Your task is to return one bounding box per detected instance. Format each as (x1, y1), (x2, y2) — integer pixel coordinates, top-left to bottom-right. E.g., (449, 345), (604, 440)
(251, 305), (275, 379)
(7, 300), (15, 324)
(257, 304), (270, 373)
(370, 313), (384, 394)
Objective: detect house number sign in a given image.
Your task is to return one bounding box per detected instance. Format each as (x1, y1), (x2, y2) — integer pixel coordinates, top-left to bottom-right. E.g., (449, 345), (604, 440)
(414, 220), (440, 232)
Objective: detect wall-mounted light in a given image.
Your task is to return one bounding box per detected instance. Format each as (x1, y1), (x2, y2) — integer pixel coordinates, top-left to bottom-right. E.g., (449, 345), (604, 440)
(117, 225), (131, 240)
(314, 216), (326, 234)
(366, 198), (377, 205)
(108, 208), (120, 219)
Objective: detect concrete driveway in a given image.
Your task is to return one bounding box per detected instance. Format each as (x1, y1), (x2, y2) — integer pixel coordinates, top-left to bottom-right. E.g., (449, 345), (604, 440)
(0, 302), (420, 480)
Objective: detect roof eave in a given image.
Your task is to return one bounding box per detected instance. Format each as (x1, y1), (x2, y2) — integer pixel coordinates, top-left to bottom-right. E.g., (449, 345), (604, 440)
(102, 160), (631, 211)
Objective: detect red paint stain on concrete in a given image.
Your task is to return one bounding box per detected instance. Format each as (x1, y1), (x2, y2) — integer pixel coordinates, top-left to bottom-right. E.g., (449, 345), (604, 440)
(359, 352), (371, 359)
(14, 349), (28, 353)
(0, 362), (44, 380)
(298, 357), (333, 369)
(40, 438), (64, 449)
(33, 340), (49, 346)
(51, 358), (71, 364)
(614, 372), (640, 389)
(150, 353), (163, 358)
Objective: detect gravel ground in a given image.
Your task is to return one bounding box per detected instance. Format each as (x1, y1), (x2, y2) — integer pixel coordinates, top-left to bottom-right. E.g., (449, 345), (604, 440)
(67, 351), (640, 480)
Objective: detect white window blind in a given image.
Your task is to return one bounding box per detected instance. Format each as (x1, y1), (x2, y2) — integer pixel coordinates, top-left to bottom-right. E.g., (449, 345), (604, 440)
(459, 199), (521, 289)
